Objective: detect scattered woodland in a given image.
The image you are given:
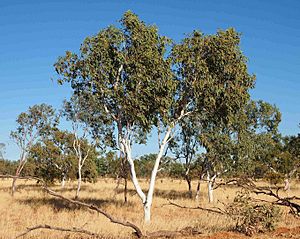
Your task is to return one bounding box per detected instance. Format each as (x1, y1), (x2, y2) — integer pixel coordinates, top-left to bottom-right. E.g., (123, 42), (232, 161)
(0, 11), (299, 239)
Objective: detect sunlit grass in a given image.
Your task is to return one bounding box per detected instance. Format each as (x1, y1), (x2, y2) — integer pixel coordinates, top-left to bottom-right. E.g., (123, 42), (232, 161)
(0, 178), (299, 238)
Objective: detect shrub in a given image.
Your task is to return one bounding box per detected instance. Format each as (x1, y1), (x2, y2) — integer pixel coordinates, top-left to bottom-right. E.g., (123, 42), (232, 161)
(265, 171), (284, 185)
(227, 190), (281, 236)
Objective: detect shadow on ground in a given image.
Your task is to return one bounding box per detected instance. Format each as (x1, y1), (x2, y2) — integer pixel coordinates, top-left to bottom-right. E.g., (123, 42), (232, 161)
(114, 187), (193, 200)
(18, 196), (134, 212)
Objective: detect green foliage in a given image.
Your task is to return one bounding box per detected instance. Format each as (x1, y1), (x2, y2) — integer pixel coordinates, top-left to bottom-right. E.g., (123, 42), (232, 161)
(96, 151), (119, 177)
(166, 161), (186, 178)
(227, 191), (281, 236)
(229, 100), (282, 178)
(0, 159), (17, 175)
(29, 129), (98, 184)
(54, 11), (255, 151)
(10, 104), (59, 151)
(265, 171), (284, 185)
(55, 11), (173, 145)
(171, 29), (255, 125)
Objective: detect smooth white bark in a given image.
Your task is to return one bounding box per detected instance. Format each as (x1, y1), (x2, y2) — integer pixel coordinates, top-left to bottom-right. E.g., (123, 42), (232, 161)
(122, 139), (146, 203)
(145, 127), (172, 215)
(207, 172), (214, 203)
(76, 165), (82, 199)
(61, 175), (66, 188)
(121, 127), (172, 223)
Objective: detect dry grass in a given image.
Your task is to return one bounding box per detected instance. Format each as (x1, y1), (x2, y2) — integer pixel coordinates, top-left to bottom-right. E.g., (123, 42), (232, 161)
(0, 178), (299, 239)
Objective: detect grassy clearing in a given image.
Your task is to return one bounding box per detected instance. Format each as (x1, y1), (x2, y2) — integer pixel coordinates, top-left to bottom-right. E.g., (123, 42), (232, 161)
(0, 178), (299, 238)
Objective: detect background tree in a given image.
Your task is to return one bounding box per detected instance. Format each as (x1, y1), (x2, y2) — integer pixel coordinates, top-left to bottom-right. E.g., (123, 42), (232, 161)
(0, 143), (5, 160)
(231, 100), (281, 180)
(283, 129), (300, 179)
(170, 117), (201, 198)
(63, 96), (98, 199)
(29, 129), (98, 186)
(10, 104), (58, 196)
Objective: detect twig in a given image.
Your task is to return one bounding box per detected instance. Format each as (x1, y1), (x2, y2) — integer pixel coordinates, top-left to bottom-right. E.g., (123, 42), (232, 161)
(15, 224), (101, 239)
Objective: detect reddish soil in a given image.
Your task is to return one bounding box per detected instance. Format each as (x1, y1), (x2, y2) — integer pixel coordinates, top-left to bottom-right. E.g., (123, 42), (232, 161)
(182, 226), (300, 239)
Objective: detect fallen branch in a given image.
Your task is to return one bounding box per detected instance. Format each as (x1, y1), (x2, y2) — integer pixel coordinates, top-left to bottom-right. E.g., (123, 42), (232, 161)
(250, 186), (300, 217)
(15, 224), (101, 239)
(43, 187), (143, 238)
(166, 200), (226, 215)
(0, 174), (43, 182)
(0, 175), (143, 238)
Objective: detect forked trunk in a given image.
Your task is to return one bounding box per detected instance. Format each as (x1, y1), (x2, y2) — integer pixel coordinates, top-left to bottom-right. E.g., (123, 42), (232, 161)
(121, 123), (172, 223)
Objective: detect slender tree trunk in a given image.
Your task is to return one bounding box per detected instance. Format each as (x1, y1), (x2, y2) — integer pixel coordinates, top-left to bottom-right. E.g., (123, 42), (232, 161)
(207, 172), (213, 203)
(124, 177), (128, 203)
(284, 178), (290, 191)
(144, 127), (172, 223)
(185, 175), (192, 198)
(11, 175), (18, 197)
(120, 156), (128, 203)
(195, 180), (201, 201)
(61, 174), (66, 188)
(12, 155), (26, 197)
(75, 165), (82, 199)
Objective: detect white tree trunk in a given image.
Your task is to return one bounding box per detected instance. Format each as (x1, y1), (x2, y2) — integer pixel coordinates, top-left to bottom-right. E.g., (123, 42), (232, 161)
(284, 178), (290, 191)
(61, 174), (66, 188)
(207, 172), (214, 203)
(143, 203), (151, 223)
(122, 139), (146, 203)
(75, 165), (82, 199)
(144, 127), (172, 223)
(122, 127), (172, 223)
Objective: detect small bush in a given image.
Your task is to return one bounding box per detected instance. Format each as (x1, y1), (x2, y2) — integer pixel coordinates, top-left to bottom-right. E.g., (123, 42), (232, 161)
(265, 172), (284, 185)
(226, 190), (281, 236)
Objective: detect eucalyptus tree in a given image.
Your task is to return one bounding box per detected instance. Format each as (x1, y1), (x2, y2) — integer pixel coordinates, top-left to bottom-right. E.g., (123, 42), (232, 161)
(266, 127), (300, 189)
(29, 129), (98, 186)
(196, 123), (234, 203)
(10, 104), (58, 196)
(63, 96), (99, 199)
(231, 100), (282, 178)
(283, 129), (300, 179)
(54, 11), (255, 222)
(170, 117), (201, 198)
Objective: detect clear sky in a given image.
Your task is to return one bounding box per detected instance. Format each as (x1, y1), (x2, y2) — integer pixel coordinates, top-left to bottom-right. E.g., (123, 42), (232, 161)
(0, 0), (299, 160)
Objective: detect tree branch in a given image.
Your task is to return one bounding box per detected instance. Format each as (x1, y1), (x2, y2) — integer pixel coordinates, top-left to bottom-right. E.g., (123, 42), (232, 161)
(15, 224), (101, 239)
(166, 200), (226, 215)
(43, 187), (143, 238)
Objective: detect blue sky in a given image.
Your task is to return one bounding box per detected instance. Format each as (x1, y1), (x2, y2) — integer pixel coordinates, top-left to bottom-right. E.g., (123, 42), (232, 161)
(0, 0), (299, 160)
